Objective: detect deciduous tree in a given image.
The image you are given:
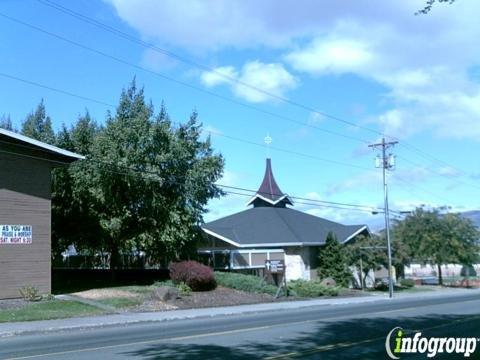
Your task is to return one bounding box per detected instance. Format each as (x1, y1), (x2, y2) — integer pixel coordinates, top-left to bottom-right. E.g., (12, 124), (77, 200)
(84, 80), (224, 268)
(393, 207), (479, 285)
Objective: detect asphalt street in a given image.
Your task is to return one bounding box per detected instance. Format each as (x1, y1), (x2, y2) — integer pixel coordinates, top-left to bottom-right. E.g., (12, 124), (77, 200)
(1, 292), (479, 359)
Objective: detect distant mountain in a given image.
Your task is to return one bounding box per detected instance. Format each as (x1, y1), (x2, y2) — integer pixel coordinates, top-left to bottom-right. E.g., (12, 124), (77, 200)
(364, 210), (480, 234)
(461, 210), (480, 228)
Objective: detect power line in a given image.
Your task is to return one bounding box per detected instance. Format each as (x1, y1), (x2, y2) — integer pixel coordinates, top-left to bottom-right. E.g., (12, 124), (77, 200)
(0, 73), (446, 185)
(0, 138), (388, 213)
(43, 0), (472, 179)
(207, 130), (375, 172)
(0, 70), (465, 207)
(0, 71), (463, 207)
(397, 149), (480, 191)
(0, 11), (370, 146)
(0, 72), (115, 108)
(86, 159), (388, 213)
(0, 73), (379, 180)
(213, 189), (381, 214)
(396, 155), (480, 192)
(36, 0), (382, 138)
(215, 184), (385, 212)
(392, 175), (454, 206)
(4, 8), (470, 186)
(0, 71), (375, 172)
(7, 5), (473, 183)
(85, 158), (388, 213)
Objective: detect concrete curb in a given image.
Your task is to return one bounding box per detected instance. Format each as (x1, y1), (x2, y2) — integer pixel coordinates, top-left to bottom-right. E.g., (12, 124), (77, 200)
(1, 288), (479, 338)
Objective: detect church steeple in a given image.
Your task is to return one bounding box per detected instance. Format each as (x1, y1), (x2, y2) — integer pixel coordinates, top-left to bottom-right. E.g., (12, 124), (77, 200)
(247, 158), (293, 208)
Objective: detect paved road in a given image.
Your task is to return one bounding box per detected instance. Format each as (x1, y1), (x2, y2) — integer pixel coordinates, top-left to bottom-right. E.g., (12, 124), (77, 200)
(1, 292), (479, 359)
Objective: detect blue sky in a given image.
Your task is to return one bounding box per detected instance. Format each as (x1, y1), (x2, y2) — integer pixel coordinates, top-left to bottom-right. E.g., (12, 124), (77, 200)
(1, 0), (480, 229)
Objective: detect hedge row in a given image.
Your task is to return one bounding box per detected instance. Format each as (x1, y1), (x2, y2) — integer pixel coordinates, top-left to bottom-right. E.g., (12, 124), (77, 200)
(288, 280), (339, 297)
(214, 271), (277, 295)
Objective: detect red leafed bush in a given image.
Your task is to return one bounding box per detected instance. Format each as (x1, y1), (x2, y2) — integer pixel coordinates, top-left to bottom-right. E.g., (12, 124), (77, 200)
(169, 261), (217, 291)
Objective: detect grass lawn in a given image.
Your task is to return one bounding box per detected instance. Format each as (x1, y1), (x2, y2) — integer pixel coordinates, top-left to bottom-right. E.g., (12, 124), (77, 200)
(396, 286), (435, 293)
(0, 300), (107, 323)
(97, 297), (143, 308)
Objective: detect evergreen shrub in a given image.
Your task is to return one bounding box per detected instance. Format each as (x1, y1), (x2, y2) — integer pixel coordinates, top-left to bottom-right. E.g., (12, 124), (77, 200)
(288, 280), (339, 297)
(214, 271), (277, 295)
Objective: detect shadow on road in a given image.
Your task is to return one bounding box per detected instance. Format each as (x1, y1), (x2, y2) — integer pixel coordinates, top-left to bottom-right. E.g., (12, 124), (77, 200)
(121, 314), (480, 359)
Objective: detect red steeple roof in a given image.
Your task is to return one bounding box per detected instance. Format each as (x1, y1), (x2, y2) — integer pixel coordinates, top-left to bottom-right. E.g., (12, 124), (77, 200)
(247, 158), (293, 208)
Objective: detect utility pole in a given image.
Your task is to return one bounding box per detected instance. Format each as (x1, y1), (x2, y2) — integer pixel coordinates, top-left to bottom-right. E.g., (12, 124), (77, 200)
(369, 137), (398, 298)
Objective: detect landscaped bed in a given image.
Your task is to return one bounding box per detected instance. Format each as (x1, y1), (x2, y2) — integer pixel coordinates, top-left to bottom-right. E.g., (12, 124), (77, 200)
(69, 271), (347, 312)
(0, 273), (442, 322)
(70, 277), (282, 313)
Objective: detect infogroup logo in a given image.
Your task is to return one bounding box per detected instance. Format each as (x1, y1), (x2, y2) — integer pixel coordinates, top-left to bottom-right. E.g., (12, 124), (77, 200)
(385, 327), (478, 359)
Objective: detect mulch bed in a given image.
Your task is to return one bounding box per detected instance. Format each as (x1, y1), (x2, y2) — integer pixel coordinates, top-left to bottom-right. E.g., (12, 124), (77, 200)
(174, 286), (276, 309)
(133, 286), (281, 312)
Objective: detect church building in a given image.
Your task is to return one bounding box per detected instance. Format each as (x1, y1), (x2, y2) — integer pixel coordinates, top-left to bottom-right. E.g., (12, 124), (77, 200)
(200, 158), (370, 281)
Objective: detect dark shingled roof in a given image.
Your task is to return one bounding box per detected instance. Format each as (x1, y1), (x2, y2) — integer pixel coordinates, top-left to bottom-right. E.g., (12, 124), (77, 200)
(202, 206), (368, 247)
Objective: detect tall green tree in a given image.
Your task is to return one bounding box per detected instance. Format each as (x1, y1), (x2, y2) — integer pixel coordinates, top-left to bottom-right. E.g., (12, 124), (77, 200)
(51, 114), (102, 260)
(345, 232), (411, 288)
(21, 100), (55, 144)
(70, 110), (98, 156)
(345, 234), (386, 288)
(317, 232), (352, 287)
(50, 80), (224, 268)
(394, 207), (479, 285)
(84, 80), (224, 268)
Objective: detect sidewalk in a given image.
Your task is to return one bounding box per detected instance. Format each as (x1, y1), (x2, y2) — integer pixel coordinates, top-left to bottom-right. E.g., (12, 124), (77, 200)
(1, 287), (479, 338)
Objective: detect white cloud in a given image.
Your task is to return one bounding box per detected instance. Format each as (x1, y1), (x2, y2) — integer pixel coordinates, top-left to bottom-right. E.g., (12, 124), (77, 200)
(204, 192), (245, 222)
(206, 169), (249, 221)
(303, 191), (323, 201)
(304, 207), (347, 223)
(308, 112), (324, 125)
(200, 124), (223, 142)
(286, 31), (480, 139)
(215, 169), (240, 187)
(437, 166), (461, 178)
(200, 66), (238, 87)
(286, 38), (374, 75)
(200, 61), (298, 103)
(326, 171), (382, 195)
(391, 166), (430, 184)
(107, 0), (480, 140)
(141, 48), (178, 71)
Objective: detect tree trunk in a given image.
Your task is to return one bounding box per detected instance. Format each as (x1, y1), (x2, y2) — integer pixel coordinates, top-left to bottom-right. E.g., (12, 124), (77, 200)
(110, 247), (121, 283)
(395, 264), (405, 279)
(437, 264), (443, 286)
(359, 259), (364, 290)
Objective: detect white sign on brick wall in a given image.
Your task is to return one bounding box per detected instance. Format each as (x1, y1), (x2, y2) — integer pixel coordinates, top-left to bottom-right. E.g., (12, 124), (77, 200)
(0, 225), (32, 244)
